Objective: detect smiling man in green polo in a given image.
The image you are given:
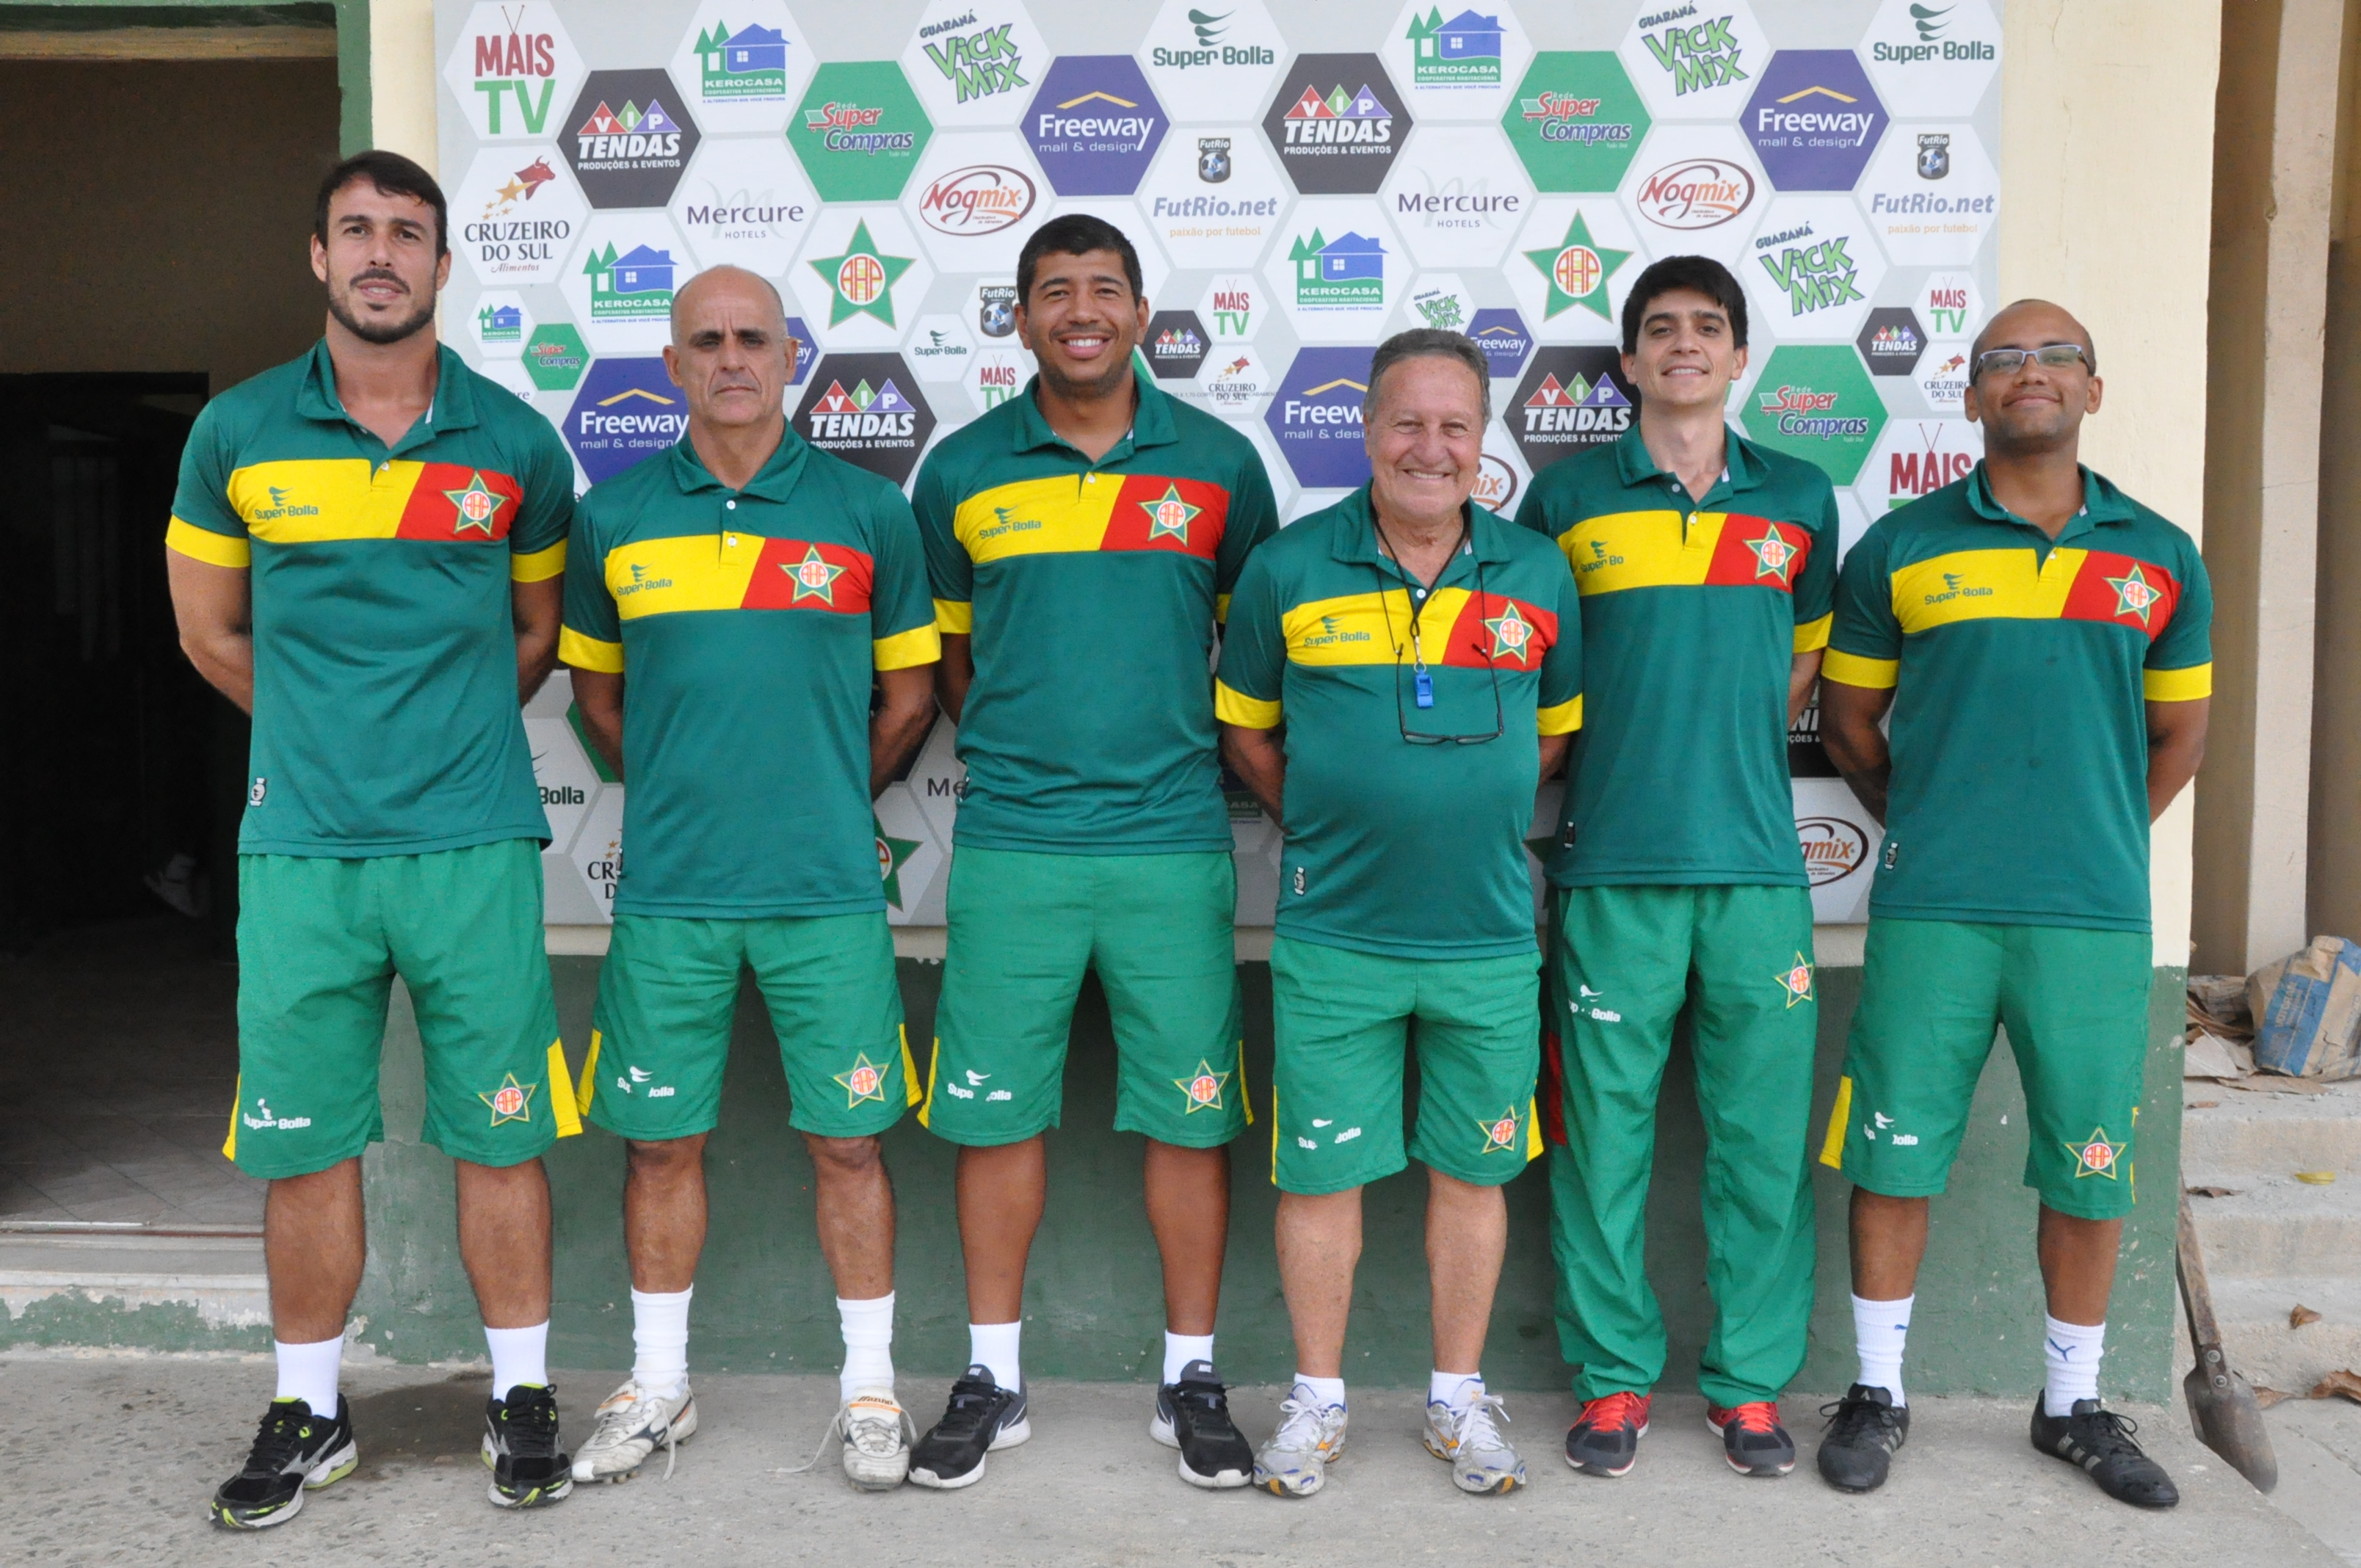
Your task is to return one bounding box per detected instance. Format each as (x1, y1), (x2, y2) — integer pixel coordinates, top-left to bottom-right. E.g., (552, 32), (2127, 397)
(559, 266), (939, 1492)
(1219, 329), (1581, 1500)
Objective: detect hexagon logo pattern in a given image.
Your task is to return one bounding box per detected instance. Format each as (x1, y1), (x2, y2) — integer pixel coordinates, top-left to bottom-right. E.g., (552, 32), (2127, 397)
(1740, 50), (1887, 192)
(904, 1), (1048, 129)
(1137, 0), (1287, 123)
(1741, 344), (1887, 485)
(562, 70), (703, 208)
(1860, 0), (2001, 119)
(1023, 56), (1170, 196)
(451, 144), (588, 287)
(1382, 125), (1536, 269)
(1741, 195), (1886, 342)
(1854, 123), (1998, 266)
(1501, 51), (1651, 194)
(669, 135), (818, 274)
(1618, 2), (1765, 122)
(791, 62), (934, 203)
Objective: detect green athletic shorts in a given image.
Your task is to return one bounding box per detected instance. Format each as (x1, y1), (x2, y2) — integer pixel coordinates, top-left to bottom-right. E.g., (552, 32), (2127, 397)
(579, 910), (915, 1141)
(225, 839), (576, 1180)
(1823, 917), (2154, 1220)
(1269, 935), (1541, 1195)
(921, 846), (1247, 1147)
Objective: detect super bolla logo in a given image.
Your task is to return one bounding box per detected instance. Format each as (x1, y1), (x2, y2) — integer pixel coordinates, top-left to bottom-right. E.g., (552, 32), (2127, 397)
(443, 3), (587, 141)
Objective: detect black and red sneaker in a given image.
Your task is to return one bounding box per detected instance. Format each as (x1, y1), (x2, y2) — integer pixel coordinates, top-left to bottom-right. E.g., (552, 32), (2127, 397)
(1564, 1390), (1651, 1477)
(1707, 1400), (1796, 1476)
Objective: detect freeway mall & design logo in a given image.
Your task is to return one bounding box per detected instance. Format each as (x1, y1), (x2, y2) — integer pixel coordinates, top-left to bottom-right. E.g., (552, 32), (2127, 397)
(1023, 55), (1169, 196)
(809, 220), (915, 327)
(563, 359), (691, 483)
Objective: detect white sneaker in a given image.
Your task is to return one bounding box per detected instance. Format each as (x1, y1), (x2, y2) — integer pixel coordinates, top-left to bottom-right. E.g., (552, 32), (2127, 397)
(570, 1379), (697, 1483)
(1424, 1392), (1526, 1494)
(1254, 1389), (1348, 1498)
(839, 1387), (914, 1491)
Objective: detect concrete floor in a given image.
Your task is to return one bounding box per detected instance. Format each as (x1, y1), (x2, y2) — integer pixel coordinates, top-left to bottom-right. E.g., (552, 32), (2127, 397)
(0, 1357), (2346, 1567)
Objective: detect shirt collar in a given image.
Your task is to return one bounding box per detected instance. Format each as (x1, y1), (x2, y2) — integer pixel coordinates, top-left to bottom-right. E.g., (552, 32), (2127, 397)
(1327, 485), (1515, 567)
(1964, 460), (2131, 543)
(1611, 421), (1761, 493)
(667, 423), (811, 502)
(294, 339), (479, 447)
(1008, 370), (1177, 461)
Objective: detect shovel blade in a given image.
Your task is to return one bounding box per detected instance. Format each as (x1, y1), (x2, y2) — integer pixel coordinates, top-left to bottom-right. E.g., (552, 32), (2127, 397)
(2183, 1362), (2280, 1493)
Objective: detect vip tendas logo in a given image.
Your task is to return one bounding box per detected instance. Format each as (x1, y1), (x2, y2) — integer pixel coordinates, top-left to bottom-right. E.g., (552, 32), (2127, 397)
(1524, 211), (1629, 320)
(921, 18), (1028, 104)
(479, 1072), (537, 1126)
(1175, 1057), (1232, 1114)
(1639, 10), (1748, 96)
(788, 544), (846, 603)
(1754, 225), (1862, 318)
(2104, 561), (2164, 627)
(1405, 7), (1504, 87)
(810, 220), (913, 326)
(444, 471), (510, 535)
(1481, 600), (1535, 662)
(581, 241), (677, 322)
(1142, 483), (1201, 542)
(1288, 228), (1386, 308)
(692, 19), (788, 101)
(835, 1051), (891, 1108)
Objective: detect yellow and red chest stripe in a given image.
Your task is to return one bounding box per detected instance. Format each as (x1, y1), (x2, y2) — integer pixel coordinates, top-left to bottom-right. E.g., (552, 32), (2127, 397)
(225, 458), (526, 544)
(607, 531), (874, 620)
(1279, 587), (1559, 669)
(1887, 546), (2182, 639)
(1551, 509), (1812, 598)
(953, 473), (1231, 565)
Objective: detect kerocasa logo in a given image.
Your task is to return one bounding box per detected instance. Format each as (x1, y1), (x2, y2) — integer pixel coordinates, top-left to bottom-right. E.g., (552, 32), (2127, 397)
(692, 20), (788, 101)
(1405, 7), (1504, 87)
(1288, 228), (1386, 309)
(581, 242), (677, 322)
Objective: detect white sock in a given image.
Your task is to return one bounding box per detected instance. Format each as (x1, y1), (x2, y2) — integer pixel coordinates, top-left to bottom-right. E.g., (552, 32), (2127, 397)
(969, 1320), (1022, 1393)
(1163, 1331), (1215, 1385)
(1429, 1370), (1482, 1410)
(631, 1285), (692, 1398)
(273, 1333), (344, 1414)
(1294, 1373), (1346, 1409)
(839, 1293), (896, 1401)
(1852, 1293), (1912, 1407)
(2043, 1315), (2106, 1417)
(485, 1321), (550, 1398)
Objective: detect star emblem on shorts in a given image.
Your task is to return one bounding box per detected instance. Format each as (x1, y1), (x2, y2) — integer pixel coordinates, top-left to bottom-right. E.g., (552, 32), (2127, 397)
(786, 545), (846, 605)
(1775, 952), (1815, 1008)
(1175, 1059), (1231, 1114)
(1482, 601), (1537, 664)
(479, 1072), (537, 1126)
(444, 471), (509, 536)
(2103, 562), (2161, 627)
(1745, 524), (1799, 586)
(1476, 1106), (1522, 1155)
(1142, 484), (1200, 543)
(2063, 1125), (2128, 1180)
(835, 1052), (890, 1108)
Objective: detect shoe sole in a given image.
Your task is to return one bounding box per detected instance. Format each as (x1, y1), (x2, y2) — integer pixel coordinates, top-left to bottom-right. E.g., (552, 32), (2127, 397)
(1150, 1411), (1252, 1489)
(1705, 1412), (1795, 1477)
(573, 1398), (700, 1484)
(481, 1440), (576, 1508)
(1563, 1419), (1647, 1478)
(207, 1439), (358, 1531)
(907, 1414), (1030, 1489)
(1428, 1430), (1526, 1495)
(1258, 1470), (1324, 1498)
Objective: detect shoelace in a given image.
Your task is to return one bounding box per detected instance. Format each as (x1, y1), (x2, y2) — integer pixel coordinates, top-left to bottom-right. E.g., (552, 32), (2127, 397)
(1450, 1392), (1512, 1456)
(1270, 1395), (1340, 1453)
(241, 1404), (316, 1475)
(1817, 1393), (1896, 1437)
(587, 1384), (682, 1481)
(2065, 1405), (2144, 1459)
(780, 1396), (915, 1477)
(1720, 1402), (1782, 1436)
(498, 1388), (563, 1456)
(1576, 1390), (1647, 1432)
(1173, 1381), (1239, 1436)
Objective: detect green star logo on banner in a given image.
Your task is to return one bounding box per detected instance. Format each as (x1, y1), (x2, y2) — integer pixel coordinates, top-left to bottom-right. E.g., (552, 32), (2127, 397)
(810, 220), (914, 327)
(875, 819), (920, 909)
(1142, 484), (1201, 543)
(1482, 600), (1537, 663)
(445, 471), (509, 536)
(2103, 561), (2162, 627)
(787, 544), (846, 604)
(1523, 212), (1631, 322)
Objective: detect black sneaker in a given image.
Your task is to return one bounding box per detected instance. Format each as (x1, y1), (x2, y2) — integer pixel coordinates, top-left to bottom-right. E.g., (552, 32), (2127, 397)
(481, 1383), (573, 1509)
(907, 1365), (1031, 1489)
(1151, 1360), (1254, 1489)
(1706, 1400), (1796, 1477)
(2030, 1394), (2179, 1508)
(1816, 1384), (1909, 1493)
(208, 1395), (359, 1529)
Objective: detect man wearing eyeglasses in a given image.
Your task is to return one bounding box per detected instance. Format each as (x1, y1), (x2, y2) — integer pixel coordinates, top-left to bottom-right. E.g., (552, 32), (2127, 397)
(1217, 328), (1581, 1500)
(1515, 255), (1839, 1482)
(1813, 300), (2210, 1508)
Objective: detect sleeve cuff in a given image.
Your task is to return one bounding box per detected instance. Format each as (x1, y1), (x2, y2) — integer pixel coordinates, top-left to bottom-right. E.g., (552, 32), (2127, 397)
(1793, 612), (1832, 654)
(874, 623), (943, 671)
(934, 597), (973, 634)
(1822, 647), (1899, 689)
(1537, 694), (1584, 736)
(2144, 662), (2212, 702)
(510, 540), (567, 582)
(166, 517), (250, 569)
(1215, 679), (1282, 728)
(558, 626), (624, 673)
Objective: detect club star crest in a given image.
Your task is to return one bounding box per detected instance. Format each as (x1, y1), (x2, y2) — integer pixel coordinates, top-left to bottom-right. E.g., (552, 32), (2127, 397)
(786, 544), (846, 604)
(478, 1072), (537, 1125)
(835, 1052), (891, 1108)
(1142, 484), (1201, 543)
(1775, 952), (1815, 1008)
(1522, 212), (1631, 322)
(2064, 1126), (2128, 1180)
(1745, 525), (1800, 586)
(809, 220), (914, 327)
(1482, 601), (1537, 663)
(1477, 1106), (1522, 1154)
(1175, 1059), (1232, 1114)
(2103, 561), (2162, 627)
(444, 471), (509, 536)
(874, 817), (920, 910)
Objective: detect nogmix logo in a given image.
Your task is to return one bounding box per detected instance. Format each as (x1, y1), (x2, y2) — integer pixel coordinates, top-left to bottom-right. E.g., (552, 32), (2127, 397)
(562, 69), (702, 207)
(1264, 346), (1377, 489)
(564, 358), (690, 483)
(1023, 56), (1169, 196)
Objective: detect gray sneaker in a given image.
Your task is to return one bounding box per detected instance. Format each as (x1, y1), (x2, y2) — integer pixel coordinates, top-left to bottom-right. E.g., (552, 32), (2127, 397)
(570, 1379), (697, 1484)
(1424, 1392), (1526, 1494)
(1254, 1388), (1349, 1498)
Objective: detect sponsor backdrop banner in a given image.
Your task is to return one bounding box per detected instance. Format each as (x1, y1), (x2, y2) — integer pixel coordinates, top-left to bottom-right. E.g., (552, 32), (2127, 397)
(441, 0), (2001, 931)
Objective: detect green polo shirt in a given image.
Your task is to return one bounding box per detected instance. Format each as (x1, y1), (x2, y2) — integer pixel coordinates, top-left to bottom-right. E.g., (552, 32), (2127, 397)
(913, 374), (1280, 854)
(559, 432), (938, 919)
(1515, 424), (1838, 888)
(1826, 462), (2213, 932)
(1214, 489), (1583, 960)
(167, 340), (573, 857)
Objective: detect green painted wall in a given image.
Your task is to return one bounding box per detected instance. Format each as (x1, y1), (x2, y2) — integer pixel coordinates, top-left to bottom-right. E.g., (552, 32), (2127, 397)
(319, 957), (2184, 1399)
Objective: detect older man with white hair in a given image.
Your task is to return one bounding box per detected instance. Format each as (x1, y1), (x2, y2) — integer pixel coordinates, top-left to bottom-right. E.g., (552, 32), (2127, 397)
(558, 265), (940, 1489)
(1217, 328), (1582, 1499)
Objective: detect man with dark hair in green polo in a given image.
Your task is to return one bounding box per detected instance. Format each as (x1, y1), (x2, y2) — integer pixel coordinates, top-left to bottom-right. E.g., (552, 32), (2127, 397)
(559, 266), (940, 1491)
(1515, 255), (1839, 1481)
(904, 214), (1277, 1492)
(1814, 300), (2210, 1507)
(169, 150), (581, 1527)
(1219, 328), (1582, 1500)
